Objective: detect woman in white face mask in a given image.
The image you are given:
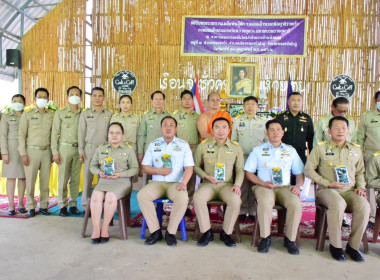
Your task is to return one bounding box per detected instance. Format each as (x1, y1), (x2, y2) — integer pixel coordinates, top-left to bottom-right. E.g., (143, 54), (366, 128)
(1, 94), (27, 215)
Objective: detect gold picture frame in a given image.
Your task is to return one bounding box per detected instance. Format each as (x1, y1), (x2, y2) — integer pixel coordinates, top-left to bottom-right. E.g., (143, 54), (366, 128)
(227, 62), (259, 99)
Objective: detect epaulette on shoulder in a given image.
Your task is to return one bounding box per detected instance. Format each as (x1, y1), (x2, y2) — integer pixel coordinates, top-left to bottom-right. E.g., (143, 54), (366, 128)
(98, 142), (107, 148)
(346, 115), (353, 120)
(373, 151), (380, 156)
(363, 111), (368, 116)
(3, 110), (11, 115)
(124, 141), (133, 149)
(318, 141), (327, 146)
(350, 142), (360, 148)
(144, 109), (150, 114)
(201, 138), (211, 144)
(24, 106), (33, 113)
(59, 106), (66, 111)
(231, 140), (239, 146)
(259, 116), (266, 121)
(82, 108), (89, 112)
(319, 115), (327, 120)
(172, 109), (179, 115)
(48, 109), (56, 114)
(278, 110), (287, 115)
(112, 113), (119, 117)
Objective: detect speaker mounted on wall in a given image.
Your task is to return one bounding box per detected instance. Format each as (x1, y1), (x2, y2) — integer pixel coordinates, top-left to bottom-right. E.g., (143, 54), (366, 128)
(6, 49), (21, 69)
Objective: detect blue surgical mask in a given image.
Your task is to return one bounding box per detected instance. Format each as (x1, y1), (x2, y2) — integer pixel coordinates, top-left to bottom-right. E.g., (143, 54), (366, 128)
(377, 102), (380, 111)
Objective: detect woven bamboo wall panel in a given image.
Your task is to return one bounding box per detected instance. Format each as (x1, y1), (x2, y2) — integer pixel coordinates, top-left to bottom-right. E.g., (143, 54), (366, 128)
(22, 0), (86, 104)
(21, 0), (379, 125)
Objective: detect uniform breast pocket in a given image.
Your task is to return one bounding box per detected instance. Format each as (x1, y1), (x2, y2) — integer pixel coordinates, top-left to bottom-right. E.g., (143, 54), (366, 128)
(367, 122), (380, 136)
(9, 122), (19, 132)
(29, 119), (41, 129)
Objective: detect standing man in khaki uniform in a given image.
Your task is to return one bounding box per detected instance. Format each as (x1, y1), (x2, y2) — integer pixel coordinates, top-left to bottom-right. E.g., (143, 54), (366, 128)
(18, 88), (54, 217)
(194, 117), (244, 247)
(313, 97), (357, 147)
(78, 87), (112, 209)
(137, 116), (193, 246)
(51, 86), (83, 217)
(137, 91), (170, 186)
(305, 116), (369, 262)
(244, 119), (304, 255)
(356, 91), (380, 228)
(231, 96), (267, 220)
(172, 90), (199, 216)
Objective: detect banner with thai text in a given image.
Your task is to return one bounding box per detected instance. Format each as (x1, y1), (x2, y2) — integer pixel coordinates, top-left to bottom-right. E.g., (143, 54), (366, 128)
(181, 16), (308, 57)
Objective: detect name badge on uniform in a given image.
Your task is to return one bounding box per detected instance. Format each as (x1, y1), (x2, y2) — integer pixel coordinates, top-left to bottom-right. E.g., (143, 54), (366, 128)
(239, 122), (245, 127)
(371, 118), (378, 123)
(348, 148), (357, 156)
(283, 116), (289, 120)
(104, 115), (111, 119)
(179, 115), (186, 120)
(154, 148), (162, 152)
(225, 149), (233, 154)
(254, 124), (263, 128)
(101, 151), (109, 155)
(173, 145), (182, 152)
(87, 115), (94, 119)
(119, 153), (127, 156)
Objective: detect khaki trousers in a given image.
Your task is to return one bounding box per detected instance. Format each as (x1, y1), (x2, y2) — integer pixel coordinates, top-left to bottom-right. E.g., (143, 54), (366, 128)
(316, 188), (370, 250)
(137, 181), (188, 234)
(364, 149), (377, 223)
(81, 145), (96, 208)
(57, 145), (81, 208)
(239, 175), (255, 215)
(194, 182), (241, 235)
(253, 185), (302, 241)
(24, 148), (52, 209)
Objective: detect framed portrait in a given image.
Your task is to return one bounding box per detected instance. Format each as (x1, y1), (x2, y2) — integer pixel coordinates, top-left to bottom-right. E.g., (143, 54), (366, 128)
(227, 62), (259, 99)
(229, 104), (245, 118)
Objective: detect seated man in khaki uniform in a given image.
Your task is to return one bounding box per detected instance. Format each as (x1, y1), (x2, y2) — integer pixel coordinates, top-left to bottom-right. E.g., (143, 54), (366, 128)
(137, 116), (193, 246)
(365, 151), (380, 217)
(193, 117), (244, 247)
(244, 119), (304, 255)
(305, 116), (370, 262)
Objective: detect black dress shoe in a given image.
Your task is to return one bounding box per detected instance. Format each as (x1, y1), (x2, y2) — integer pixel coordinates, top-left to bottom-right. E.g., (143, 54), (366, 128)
(342, 219), (350, 228)
(91, 237), (100, 244)
(27, 209), (35, 217)
(7, 210), (16, 216)
(220, 229), (236, 247)
(18, 208), (27, 214)
(258, 236), (271, 253)
(197, 229), (214, 247)
(39, 208), (51, 216)
(238, 214), (247, 221)
(329, 244), (346, 261)
(284, 237), (299, 255)
(144, 230), (163, 245)
(69, 206), (81, 215)
(59, 207), (68, 217)
(185, 208), (193, 217)
(346, 243), (364, 262)
(100, 236), (110, 244)
(165, 231), (177, 246)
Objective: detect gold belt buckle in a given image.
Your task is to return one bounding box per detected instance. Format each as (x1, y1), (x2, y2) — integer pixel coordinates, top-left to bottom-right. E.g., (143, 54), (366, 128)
(72, 143), (78, 147)
(41, 146), (47, 151)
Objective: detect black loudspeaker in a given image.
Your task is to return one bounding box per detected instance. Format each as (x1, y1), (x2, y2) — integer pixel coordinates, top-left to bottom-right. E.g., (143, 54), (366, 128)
(6, 49), (21, 68)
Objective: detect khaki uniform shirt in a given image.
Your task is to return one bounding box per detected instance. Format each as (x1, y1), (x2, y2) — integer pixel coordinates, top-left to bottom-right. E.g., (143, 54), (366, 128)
(137, 109), (170, 154)
(18, 106), (54, 155)
(1, 110), (21, 154)
(78, 107), (112, 154)
(194, 138), (245, 187)
(313, 113), (356, 147)
(231, 114), (267, 157)
(365, 151), (380, 190)
(172, 109), (199, 147)
(51, 106), (82, 155)
(90, 142), (139, 178)
(305, 140), (365, 190)
(110, 113), (139, 144)
(356, 109), (380, 152)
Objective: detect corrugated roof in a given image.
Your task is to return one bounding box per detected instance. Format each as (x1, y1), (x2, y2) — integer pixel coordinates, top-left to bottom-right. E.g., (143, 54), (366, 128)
(0, 0), (62, 82)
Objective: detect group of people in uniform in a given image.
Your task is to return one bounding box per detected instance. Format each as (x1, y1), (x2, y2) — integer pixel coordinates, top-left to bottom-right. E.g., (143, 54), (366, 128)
(1, 86), (379, 262)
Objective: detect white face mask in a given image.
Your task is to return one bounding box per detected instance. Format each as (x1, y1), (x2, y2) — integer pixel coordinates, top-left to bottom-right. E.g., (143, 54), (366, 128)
(12, 102), (24, 112)
(36, 98), (48, 109)
(68, 95), (81, 105)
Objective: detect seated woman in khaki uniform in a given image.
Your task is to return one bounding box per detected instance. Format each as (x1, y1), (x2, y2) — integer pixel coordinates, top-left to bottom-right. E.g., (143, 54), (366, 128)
(89, 122), (139, 244)
(1, 94), (27, 215)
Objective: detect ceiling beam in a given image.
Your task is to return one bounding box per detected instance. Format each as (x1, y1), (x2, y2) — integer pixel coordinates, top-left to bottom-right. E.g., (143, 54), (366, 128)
(2, 0), (37, 23)
(25, 2), (60, 9)
(3, 0), (34, 30)
(0, 28), (21, 40)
